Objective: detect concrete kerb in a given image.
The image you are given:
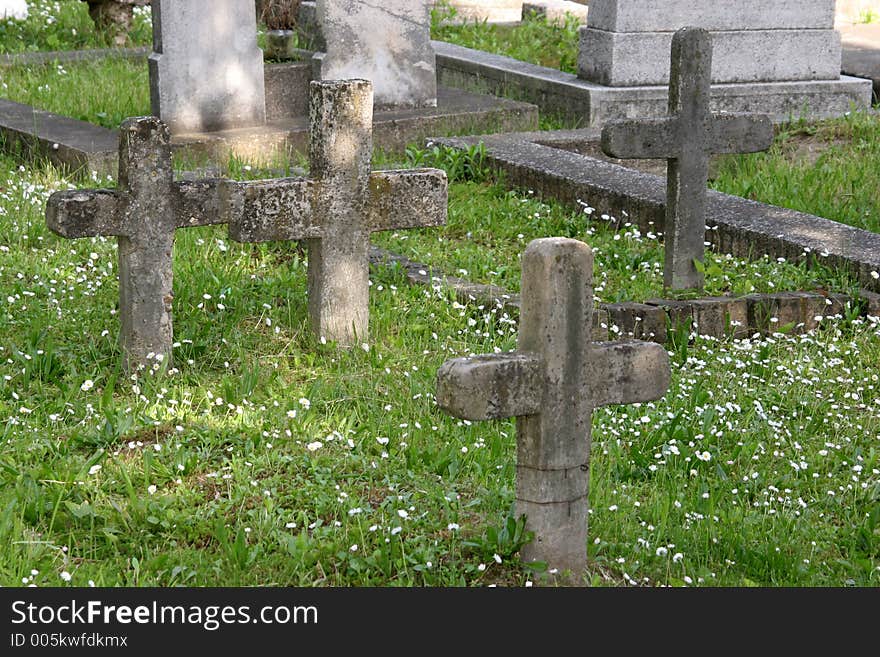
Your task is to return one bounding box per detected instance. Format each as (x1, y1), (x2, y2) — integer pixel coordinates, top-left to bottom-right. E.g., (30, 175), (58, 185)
(0, 47), (538, 175)
(431, 130), (880, 294)
(0, 46), (150, 68)
(370, 247), (880, 344)
(433, 40), (874, 126)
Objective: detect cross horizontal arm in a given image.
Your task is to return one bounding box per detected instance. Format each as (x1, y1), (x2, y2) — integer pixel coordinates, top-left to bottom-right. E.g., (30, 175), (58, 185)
(46, 189), (123, 238)
(709, 113), (774, 154)
(223, 178), (318, 243)
(589, 341), (671, 408)
(367, 169), (448, 233)
(601, 117), (679, 160)
(175, 179), (229, 228)
(436, 353), (542, 421)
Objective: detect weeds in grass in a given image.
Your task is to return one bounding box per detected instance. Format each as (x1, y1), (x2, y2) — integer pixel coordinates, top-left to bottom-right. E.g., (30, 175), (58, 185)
(405, 142), (491, 183)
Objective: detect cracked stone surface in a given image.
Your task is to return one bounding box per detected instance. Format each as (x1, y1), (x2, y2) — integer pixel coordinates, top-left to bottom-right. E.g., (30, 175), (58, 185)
(224, 80), (448, 345)
(46, 117), (227, 371)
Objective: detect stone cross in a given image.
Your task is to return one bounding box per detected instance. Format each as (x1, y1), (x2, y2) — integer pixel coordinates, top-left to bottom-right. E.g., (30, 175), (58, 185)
(314, 0), (437, 108)
(601, 27), (773, 291)
(436, 238), (671, 577)
(149, 0), (266, 133)
(223, 79), (447, 345)
(46, 117), (226, 371)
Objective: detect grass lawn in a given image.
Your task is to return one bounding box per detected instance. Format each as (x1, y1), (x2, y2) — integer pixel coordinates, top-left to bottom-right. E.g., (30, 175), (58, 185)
(431, 4), (581, 74)
(0, 3), (878, 588)
(1, 149), (879, 587)
(0, 0), (151, 53)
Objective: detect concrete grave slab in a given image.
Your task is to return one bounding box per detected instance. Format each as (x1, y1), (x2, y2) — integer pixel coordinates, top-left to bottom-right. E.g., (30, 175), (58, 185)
(169, 86), (538, 164)
(0, 97), (118, 177)
(0, 83), (537, 176)
(433, 41), (873, 126)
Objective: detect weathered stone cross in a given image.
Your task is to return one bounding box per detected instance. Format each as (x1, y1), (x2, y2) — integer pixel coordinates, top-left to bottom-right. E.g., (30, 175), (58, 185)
(436, 237), (671, 577)
(46, 117), (226, 371)
(223, 79), (448, 345)
(601, 27), (774, 291)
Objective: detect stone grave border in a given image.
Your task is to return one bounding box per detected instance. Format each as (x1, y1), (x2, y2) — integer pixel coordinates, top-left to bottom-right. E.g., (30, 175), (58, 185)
(3, 49), (878, 343)
(0, 47), (538, 176)
(370, 247), (880, 345)
(431, 40), (875, 125)
(429, 128), (880, 295)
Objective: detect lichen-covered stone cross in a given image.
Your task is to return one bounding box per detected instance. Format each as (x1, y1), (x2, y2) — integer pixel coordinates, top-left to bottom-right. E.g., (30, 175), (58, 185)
(436, 238), (671, 578)
(601, 27), (774, 291)
(223, 79), (448, 345)
(46, 117), (226, 371)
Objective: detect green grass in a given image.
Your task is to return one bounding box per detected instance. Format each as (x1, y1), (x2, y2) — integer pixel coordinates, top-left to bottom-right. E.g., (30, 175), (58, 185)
(0, 4), (879, 588)
(431, 4), (580, 74)
(712, 111), (880, 234)
(1, 57), (148, 128)
(0, 0), (152, 53)
(1, 154), (878, 587)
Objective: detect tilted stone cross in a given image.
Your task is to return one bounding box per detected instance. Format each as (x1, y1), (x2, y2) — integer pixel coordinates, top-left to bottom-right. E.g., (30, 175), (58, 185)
(46, 117), (226, 371)
(436, 237), (671, 577)
(601, 27), (773, 291)
(223, 79), (448, 345)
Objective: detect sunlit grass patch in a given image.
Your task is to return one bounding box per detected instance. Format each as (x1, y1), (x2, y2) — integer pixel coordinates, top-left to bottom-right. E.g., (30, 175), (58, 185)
(431, 5), (580, 74)
(1, 58), (148, 129)
(0, 0), (152, 53)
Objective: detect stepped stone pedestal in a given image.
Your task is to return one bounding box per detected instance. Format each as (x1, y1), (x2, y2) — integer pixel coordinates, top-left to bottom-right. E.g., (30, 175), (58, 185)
(576, 0), (871, 123)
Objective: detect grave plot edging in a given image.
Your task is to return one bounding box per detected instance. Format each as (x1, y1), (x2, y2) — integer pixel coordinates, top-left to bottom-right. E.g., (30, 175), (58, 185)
(369, 247), (880, 343)
(432, 40), (874, 125)
(432, 132), (880, 293)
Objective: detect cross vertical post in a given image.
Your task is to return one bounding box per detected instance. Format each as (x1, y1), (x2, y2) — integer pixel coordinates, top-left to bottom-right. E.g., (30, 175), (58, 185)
(223, 79), (448, 346)
(667, 27), (712, 292)
(307, 79), (373, 344)
(115, 118), (177, 370)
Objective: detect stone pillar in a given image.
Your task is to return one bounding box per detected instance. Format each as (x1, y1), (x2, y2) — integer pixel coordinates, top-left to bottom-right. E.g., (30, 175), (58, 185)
(149, 0), (267, 133)
(315, 0), (437, 109)
(307, 79), (374, 343)
(580, 0), (842, 86)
